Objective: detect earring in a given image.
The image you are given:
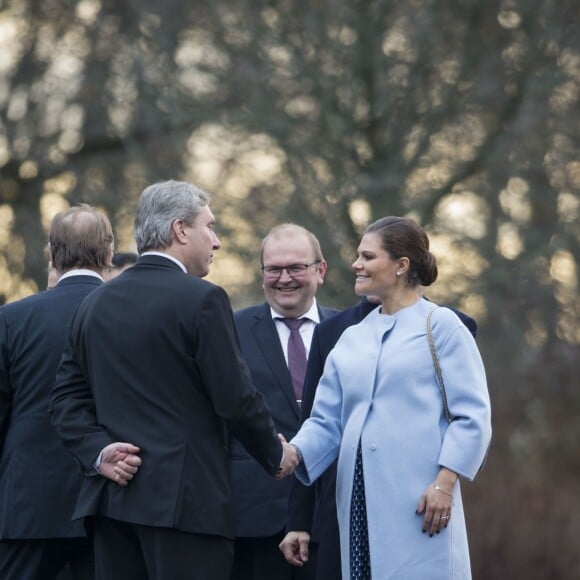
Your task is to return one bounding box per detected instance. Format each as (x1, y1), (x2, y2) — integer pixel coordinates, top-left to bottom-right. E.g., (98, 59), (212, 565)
(396, 271), (402, 276)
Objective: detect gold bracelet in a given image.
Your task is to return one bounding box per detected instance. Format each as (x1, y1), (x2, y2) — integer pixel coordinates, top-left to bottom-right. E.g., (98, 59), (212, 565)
(433, 484), (453, 498)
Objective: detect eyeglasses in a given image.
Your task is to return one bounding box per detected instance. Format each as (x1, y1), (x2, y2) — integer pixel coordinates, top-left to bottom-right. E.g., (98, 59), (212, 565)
(261, 261), (321, 279)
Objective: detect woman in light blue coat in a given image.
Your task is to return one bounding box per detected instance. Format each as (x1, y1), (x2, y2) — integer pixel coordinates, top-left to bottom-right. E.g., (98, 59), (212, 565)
(290, 217), (491, 580)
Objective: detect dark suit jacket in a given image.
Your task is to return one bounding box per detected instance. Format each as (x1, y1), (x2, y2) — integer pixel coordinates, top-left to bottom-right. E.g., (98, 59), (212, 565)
(49, 255), (282, 539)
(0, 275), (102, 539)
(286, 298), (478, 572)
(229, 302), (337, 537)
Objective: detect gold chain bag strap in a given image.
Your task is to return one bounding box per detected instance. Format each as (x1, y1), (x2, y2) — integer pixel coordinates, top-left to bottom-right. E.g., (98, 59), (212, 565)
(426, 307), (453, 423)
(427, 307), (490, 471)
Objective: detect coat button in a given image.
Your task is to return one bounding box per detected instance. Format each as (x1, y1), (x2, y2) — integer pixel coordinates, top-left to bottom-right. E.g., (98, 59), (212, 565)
(370, 444), (376, 451)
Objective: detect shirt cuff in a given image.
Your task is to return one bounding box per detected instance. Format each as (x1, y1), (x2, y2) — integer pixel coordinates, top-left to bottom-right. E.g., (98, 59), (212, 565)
(88, 449), (105, 477)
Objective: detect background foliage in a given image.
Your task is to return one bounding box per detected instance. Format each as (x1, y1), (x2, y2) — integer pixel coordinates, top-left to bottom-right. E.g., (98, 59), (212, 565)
(1, 1), (578, 577)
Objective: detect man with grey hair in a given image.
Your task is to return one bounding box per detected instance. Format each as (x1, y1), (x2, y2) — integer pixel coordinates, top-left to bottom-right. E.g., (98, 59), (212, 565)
(49, 180), (299, 580)
(0, 204), (114, 580)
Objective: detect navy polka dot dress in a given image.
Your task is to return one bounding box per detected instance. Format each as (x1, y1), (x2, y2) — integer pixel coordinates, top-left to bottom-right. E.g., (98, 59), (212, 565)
(350, 441), (371, 579)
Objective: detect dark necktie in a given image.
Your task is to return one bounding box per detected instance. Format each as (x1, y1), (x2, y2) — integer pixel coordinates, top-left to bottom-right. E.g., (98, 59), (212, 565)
(282, 318), (307, 403)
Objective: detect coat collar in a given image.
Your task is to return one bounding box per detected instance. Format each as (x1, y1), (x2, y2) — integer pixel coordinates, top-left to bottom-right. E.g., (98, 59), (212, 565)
(335, 308), (397, 401)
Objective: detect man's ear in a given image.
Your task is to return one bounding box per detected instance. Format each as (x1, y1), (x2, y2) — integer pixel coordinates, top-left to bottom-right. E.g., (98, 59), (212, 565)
(48, 242), (56, 265)
(171, 219), (188, 244)
(317, 260), (328, 284)
(106, 245), (114, 267)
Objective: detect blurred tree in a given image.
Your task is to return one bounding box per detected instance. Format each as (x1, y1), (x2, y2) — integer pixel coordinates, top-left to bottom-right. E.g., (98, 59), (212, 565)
(0, 0), (578, 577)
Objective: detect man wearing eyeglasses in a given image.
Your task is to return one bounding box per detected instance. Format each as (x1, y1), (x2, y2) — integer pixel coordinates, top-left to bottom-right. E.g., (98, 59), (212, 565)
(229, 224), (338, 580)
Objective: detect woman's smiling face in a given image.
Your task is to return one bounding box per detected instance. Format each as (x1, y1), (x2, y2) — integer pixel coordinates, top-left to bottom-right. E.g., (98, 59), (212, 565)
(352, 232), (401, 300)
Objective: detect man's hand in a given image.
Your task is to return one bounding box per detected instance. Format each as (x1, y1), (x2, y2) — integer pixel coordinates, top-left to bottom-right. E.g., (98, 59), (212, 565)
(275, 434), (300, 479)
(279, 530), (311, 567)
(98, 442), (142, 486)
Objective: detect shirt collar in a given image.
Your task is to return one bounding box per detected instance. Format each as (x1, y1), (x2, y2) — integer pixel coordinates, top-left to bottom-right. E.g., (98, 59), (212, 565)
(58, 269), (104, 283)
(269, 298), (320, 323)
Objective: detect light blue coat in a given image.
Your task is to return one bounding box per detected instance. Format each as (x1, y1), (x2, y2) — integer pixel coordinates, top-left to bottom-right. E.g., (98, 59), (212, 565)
(291, 298), (492, 580)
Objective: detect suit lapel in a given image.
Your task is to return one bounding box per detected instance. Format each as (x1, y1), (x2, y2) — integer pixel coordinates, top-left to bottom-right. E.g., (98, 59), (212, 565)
(250, 305), (301, 418)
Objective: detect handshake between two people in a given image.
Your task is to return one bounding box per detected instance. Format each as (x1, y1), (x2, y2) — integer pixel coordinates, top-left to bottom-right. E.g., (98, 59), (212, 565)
(96, 433), (301, 486)
(275, 433), (301, 480)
